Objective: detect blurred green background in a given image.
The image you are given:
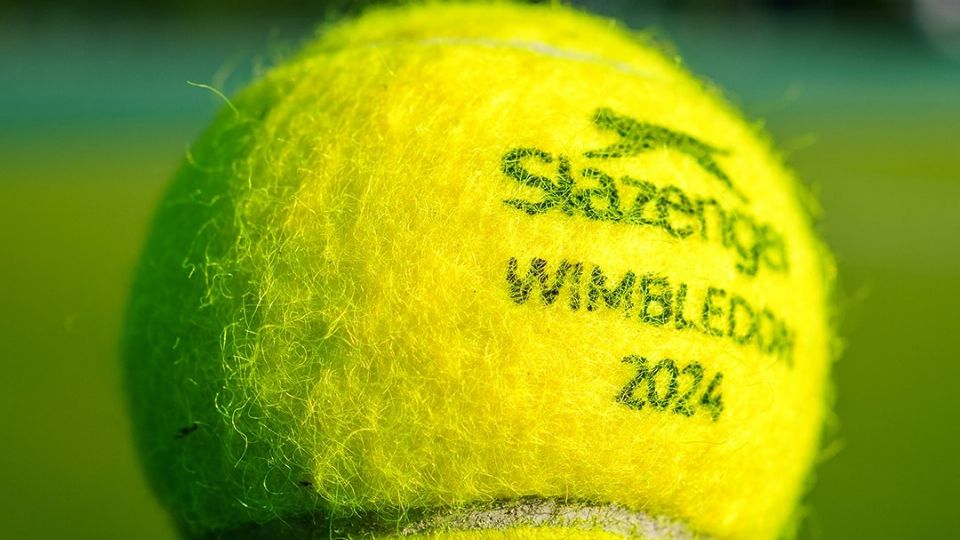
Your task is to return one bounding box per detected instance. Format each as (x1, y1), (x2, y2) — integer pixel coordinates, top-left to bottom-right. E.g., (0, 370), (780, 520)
(1, 0), (958, 538)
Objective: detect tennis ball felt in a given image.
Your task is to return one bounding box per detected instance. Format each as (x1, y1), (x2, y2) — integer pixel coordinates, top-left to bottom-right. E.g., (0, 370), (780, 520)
(123, 2), (836, 539)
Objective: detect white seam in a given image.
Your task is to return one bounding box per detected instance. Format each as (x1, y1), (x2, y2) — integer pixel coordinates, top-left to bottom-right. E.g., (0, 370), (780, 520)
(399, 498), (703, 539)
(306, 36), (659, 80)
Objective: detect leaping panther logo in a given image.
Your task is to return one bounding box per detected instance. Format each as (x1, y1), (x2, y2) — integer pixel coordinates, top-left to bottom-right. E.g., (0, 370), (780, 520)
(584, 108), (746, 202)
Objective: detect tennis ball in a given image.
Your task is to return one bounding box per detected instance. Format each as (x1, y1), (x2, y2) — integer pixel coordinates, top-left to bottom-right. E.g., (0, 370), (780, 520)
(123, 2), (836, 539)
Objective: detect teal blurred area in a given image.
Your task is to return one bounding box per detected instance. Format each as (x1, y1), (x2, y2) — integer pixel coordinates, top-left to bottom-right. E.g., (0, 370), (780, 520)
(1, 1), (958, 539)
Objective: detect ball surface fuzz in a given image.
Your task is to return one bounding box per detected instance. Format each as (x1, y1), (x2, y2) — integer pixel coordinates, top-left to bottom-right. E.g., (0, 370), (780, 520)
(123, 2), (835, 539)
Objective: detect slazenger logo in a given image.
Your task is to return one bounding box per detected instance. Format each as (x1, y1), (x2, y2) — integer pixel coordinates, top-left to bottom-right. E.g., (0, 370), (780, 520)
(500, 108), (789, 277)
(585, 108), (746, 202)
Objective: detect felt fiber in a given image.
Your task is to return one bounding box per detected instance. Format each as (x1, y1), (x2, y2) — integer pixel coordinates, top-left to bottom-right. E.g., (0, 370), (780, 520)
(123, 2), (835, 539)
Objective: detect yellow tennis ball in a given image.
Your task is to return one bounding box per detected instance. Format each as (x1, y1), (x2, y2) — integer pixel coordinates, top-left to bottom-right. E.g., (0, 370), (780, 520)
(123, 2), (836, 539)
